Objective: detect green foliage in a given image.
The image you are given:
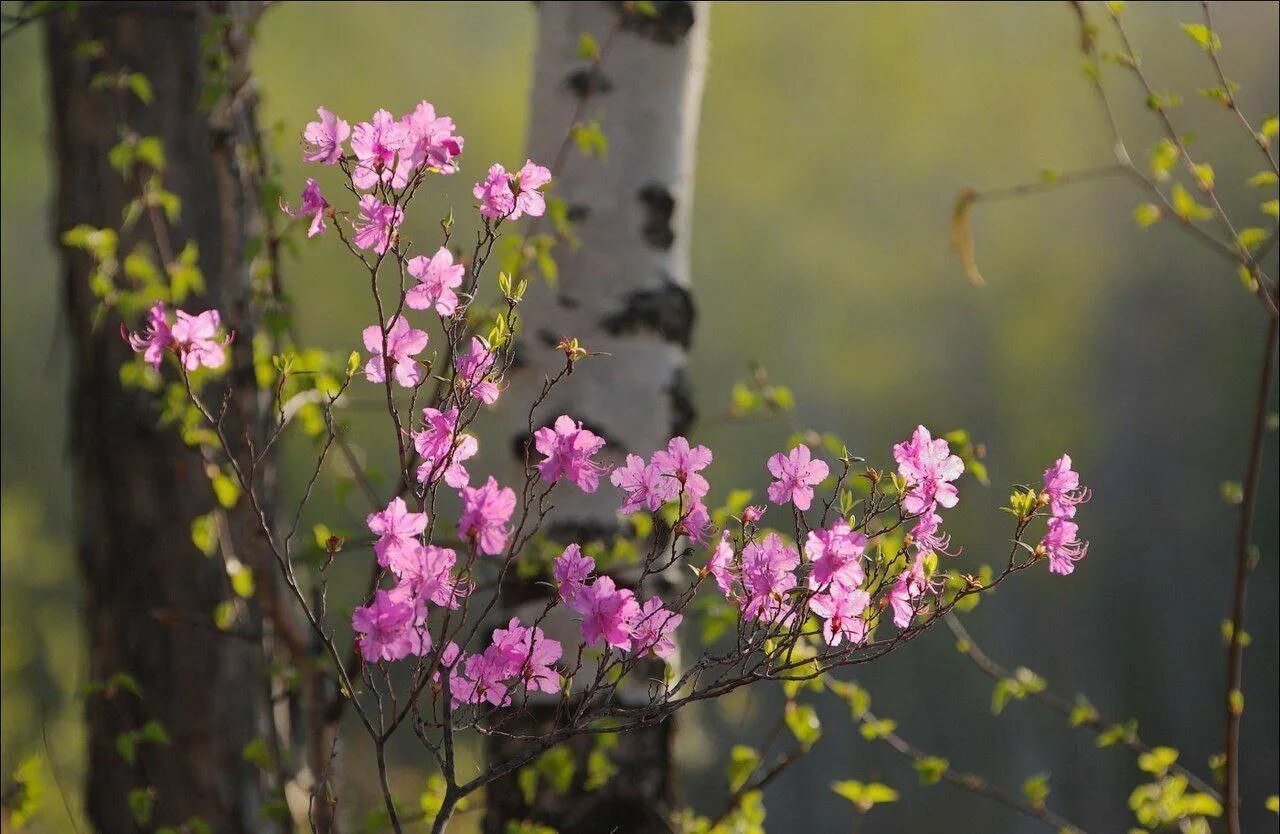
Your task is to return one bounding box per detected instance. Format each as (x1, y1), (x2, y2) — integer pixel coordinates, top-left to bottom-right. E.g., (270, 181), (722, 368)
(831, 780), (898, 813)
(914, 756), (949, 785)
(990, 667), (1046, 715)
(1021, 772), (1050, 809)
(726, 745), (761, 791)
(784, 702), (822, 750)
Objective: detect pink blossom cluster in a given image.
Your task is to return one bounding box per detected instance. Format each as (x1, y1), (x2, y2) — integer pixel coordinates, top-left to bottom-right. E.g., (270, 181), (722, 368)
(610, 436), (714, 542)
(1038, 454), (1090, 575)
(446, 618), (562, 707)
(124, 301), (231, 372)
(554, 546), (683, 659)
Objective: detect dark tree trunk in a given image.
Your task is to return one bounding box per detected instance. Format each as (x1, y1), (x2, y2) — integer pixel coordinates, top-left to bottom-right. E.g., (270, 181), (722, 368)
(47, 4), (271, 831)
(488, 3), (709, 832)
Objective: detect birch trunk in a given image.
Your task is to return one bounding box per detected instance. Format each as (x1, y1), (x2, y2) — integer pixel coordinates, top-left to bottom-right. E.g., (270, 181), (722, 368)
(489, 2), (709, 831)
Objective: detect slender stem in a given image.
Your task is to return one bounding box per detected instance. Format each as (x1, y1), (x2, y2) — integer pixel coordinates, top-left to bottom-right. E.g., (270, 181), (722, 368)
(1223, 313), (1278, 834)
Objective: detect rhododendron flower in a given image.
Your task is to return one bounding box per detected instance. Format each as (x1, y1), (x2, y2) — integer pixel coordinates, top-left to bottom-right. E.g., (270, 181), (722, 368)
(1041, 516), (1088, 575)
(893, 425), (963, 515)
(350, 109), (408, 189)
(554, 544), (595, 604)
(352, 194), (404, 254)
(632, 597), (682, 660)
(454, 337), (501, 405)
(907, 508), (953, 557)
(805, 522), (868, 589)
(412, 407), (477, 488)
(452, 652), (510, 707)
(535, 415), (606, 492)
(397, 100), (464, 179)
(363, 316), (428, 388)
(171, 309), (230, 371)
(406, 246), (464, 316)
(676, 500), (712, 545)
(458, 476), (515, 555)
(766, 445), (829, 511)
(653, 437), (712, 501)
(302, 106), (349, 165)
(809, 584), (870, 646)
(610, 454), (670, 514)
(280, 178), (329, 238)
(473, 160), (551, 220)
(741, 533), (800, 624)
(887, 553), (934, 628)
(124, 301), (174, 370)
(391, 544), (463, 610)
(742, 505), (765, 525)
(1043, 454), (1090, 519)
(366, 497), (428, 572)
(352, 589), (416, 663)
(489, 618), (562, 694)
(706, 530), (737, 598)
(572, 576), (640, 650)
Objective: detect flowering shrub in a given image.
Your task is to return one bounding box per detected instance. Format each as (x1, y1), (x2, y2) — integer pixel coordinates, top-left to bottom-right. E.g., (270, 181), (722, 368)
(112, 96), (1096, 832)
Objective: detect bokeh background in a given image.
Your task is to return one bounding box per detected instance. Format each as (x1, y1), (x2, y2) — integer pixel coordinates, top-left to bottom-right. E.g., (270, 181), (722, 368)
(3, 2), (1278, 831)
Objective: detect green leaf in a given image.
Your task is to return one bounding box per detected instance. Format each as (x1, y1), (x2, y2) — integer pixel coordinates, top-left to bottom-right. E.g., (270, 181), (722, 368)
(727, 745), (761, 791)
(1172, 183), (1214, 221)
(230, 564), (255, 598)
(1220, 481), (1244, 505)
(242, 737), (272, 769)
(191, 513), (218, 556)
(1137, 746), (1178, 776)
(1022, 772), (1050, 809)
(1261, 116), (1278, 139)
(1069, 694), (1099, 727)
(785, 702), (822, 750)
(127, 788), (155, 826)
(127, 72), (154, 104)
(913, 756), (949, 785)
(1261, 199), (1279, 218)
(831, 780), (898, 813)
(211, 473), (241, 509)
(1133, 203), (1162, 228)
(577, 32), (600, 61)
(859, 718), (896, 740)
(1246, 171), (1278, 187)
(1180, 22), (1220, 53)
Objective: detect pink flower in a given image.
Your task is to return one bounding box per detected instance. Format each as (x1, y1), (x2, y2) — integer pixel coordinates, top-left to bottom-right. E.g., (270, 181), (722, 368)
(350, 108), (408, 189)
(171, 309), (231, 371)
(366, 497), (428, 573)
(302, 106), (349, 165)
(406, 247), (465, 317)
(907, 508), (953, 557)
(553, 544), (595, 605)
(453, 652), (510, 707)
(741, 533), (800, 624)
(489, 617), (562, 694)
(458, 476), (516, 556)
(706, 530), (737, 598)
(390, 544), (464, 610)
(742, 505), (765, 525)
(893, 426), (963, 515)
(1043, 454), (1090, 519)
(412, 407), (478, 488)
(611, 454), (670, 514)
(535, 415), (606, 492)
(632, 597), (682, 659)
(352, 589), (416, 663)
(572, 576), (639, 650)
(652, 437), (713, 502)
(677, 500), (712, 545)
(473, 159), (551, 221)
(454, 337), (501, 405)
(766, 445), (829, 511)
(280, 178), (329, 237)
(1041, 516), (1088, 576)
(397, 100), (464, 179)
(809, 584), (870, 647)
(124, 301), (174, 370)
(805, 522), (868, 589)
(363, 316), (428, 388)
(887, 553), (934, 628)
(352, 194), (404, 254)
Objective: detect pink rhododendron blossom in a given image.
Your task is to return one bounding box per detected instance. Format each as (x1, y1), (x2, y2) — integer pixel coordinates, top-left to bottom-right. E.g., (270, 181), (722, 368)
(553, 544), (595, 605)
(280, 178), (329, 237)
(397, 100), (464, 178)
(350, 109), (408, 189)
(632, 597), (682, 660)
(473, 160), (551, 220)
(452, 652), (510, 707)
(907, 508), (953, 557)
(366, 497), (428, 572)
(454, 337), (501, 405)
(572, 576), (639, 650)
(391, 544), (463, 610)
(706, 530), (737, 598)
(124, 301), (174, 370)
(405, 246), (464, 316)
(887, 554), (935, 628)
(535, 415), (606, 492)
(741, 533), (800, 624)
(652, 437), (713, 502)
(766, 444), (829, 511)
(412, 407), (478, 488)
(489, 618), (562, 694)
(742, 505), (765, 525)
(171, 309), (230, 371)
(352, 590), (416, 663)
(473, 164), (515, 219)
(805, 522), (868, 589)
(676, 500), (712, 545)
(611, 454), (669, 514)
(1042, 454), (1090, 519)
(458, 476), (515, 556)
(1041, 516), (1088, 575)
(352, 194), (404, 254)
(809, 585), (870, 647)
(893, 425), (963, 515)
(513, 160), (552, 218)
(302, 106), (349, 165)
(363, 316), (428, 388)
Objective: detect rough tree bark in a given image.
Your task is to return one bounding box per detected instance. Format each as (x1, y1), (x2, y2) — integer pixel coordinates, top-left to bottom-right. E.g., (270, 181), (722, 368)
(47, 4), (273, 831)
(489, 3), (710, 832)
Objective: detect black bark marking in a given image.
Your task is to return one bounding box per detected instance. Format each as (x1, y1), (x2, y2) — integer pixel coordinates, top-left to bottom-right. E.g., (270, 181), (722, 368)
(638, 183), (675, 250)
(665, 367), (696, 437)
(567, 202), (591, 222)
(565, 67), (614, 98)
(600, 274), (695, 348)
(613, 0), (696, 45)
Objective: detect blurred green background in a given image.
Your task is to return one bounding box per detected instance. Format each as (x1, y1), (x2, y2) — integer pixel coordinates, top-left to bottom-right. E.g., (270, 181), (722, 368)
(3, 2), (1278, 831)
